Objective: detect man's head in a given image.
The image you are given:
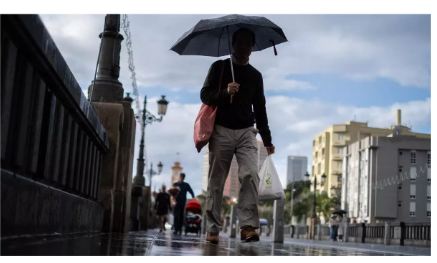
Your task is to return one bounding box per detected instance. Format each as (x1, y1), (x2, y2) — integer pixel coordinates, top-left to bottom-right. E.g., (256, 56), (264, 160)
(232, 28), (255, 62)
(179, 173), (186, 182)
(161, 184), (166, 192)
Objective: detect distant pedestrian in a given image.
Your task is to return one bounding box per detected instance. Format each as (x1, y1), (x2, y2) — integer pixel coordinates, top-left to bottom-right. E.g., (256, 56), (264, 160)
(172, 173), (195, 235)
(155, 185), (171, 232)
(329, 216), (339, 241)
(337, 215), (346, 242)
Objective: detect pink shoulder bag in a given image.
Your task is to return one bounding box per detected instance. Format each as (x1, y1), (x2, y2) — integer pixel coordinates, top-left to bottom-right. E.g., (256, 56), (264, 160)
(194, 61), (225, 153)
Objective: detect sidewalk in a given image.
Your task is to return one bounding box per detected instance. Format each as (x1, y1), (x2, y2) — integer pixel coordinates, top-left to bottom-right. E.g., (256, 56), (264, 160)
(1, 230), (431, 256)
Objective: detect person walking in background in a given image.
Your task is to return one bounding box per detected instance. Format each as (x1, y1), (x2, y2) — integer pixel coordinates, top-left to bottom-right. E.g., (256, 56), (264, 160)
(337, 215), (346, 242)
(154, 185), (171, 233)
(172, 173), (195, 235)
(201, 28), (275, 244)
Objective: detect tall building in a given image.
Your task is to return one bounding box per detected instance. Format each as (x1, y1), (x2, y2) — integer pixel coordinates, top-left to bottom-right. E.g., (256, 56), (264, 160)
(342, 134), (430, 223)
(312, 109), (430, 198)
(286, 156), (308, 185)
(202, 140), (268, 200)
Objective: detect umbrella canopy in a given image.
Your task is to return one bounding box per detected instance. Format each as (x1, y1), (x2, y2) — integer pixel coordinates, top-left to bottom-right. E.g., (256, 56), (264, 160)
(170, 14), (288, 57)
(332, 209), (347, 215)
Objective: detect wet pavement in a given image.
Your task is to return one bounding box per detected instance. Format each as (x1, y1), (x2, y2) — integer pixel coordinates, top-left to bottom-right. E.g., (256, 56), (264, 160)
(1, 230), (430, 256)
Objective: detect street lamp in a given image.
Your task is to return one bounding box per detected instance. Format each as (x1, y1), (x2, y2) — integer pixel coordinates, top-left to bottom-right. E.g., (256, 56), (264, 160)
(305, 171), (326, 239)
(132, 95), (168, 230)
(289, 186), (296, 225)
(148, 161), (163, 189)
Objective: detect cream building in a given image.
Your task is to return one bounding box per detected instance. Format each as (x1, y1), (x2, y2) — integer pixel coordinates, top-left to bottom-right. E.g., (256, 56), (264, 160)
(170, 161), (183, 185)
(312, 109), (430, 198)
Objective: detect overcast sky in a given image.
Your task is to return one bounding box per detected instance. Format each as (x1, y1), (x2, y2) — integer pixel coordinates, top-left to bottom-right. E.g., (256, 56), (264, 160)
(39, 14), (430, 196)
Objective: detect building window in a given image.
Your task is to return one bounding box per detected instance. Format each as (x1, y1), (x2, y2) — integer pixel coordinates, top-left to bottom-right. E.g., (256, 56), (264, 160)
(411, 151), (416, 164)
(398, 184), (402, 190)
(399, 150), (403, 156)
(410, 167), (417, 182)
(398, 201), (402, 207)
(319, 136), (322, 144)
(318, 163), (321, 174)
(409, 202), (416, 217)
(410, 184), (416, 199)
(427, 185), (431, 200)
(399, 165), (403, 173)
(322, 148), (325, 156)
(428, 152), (431, 168)
(313, 140), (316, 147)
(315, 151), (318, 159)
(427, 203), (431, 217)
(428, 167), (431, 182)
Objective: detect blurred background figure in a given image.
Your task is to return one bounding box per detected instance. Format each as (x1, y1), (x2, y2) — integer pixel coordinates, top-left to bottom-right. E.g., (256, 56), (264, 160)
(172, 173), (195, 235)
(155, 185), (171, 232)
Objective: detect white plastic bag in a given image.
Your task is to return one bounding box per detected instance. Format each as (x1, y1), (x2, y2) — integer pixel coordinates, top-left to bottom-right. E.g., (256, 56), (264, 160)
(258, 156), (285, 200)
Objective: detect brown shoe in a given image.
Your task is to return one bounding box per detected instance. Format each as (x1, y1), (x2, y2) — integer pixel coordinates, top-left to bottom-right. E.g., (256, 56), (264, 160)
(240, 226), (259, 242)
(206, 232), (219, 244)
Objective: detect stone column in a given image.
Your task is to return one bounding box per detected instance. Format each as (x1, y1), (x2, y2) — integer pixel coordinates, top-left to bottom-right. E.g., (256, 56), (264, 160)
(384, 221), (391, 245)
(89, 15), (124, 102)
(89, 15), (135, 233)
(272, 198), (284, 243)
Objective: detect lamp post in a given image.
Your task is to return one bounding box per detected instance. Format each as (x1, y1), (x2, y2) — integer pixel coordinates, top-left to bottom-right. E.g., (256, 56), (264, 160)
(146, 161), (163, 228)
(230, 197), (238, 238)
(134, 95), (168, 187)
(305, 171), (326, 239)
(289, 186), (296, 225)
(132, 95), (168, 230)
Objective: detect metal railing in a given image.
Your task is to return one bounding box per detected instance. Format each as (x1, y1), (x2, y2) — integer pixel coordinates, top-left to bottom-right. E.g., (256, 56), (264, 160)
(288, 222), (430, 247)
(1, 15), (109, 200)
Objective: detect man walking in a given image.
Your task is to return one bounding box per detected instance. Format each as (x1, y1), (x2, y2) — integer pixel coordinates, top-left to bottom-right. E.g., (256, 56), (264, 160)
(172, 173), (195, 235)
(201, 28), (275, 244)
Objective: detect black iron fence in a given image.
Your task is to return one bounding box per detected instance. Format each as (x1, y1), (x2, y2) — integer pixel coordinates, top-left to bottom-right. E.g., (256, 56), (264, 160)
(287, 222), (430, 247)
(1, 15), (109, 200)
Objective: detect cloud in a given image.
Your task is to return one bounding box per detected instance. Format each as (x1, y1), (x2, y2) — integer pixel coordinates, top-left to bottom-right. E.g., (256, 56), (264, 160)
(40, 14), (430, 99)
(252, 15), (430, 88)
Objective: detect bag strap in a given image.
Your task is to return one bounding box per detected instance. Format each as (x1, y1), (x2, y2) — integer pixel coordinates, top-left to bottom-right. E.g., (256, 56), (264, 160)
(217, 60), (225, 95)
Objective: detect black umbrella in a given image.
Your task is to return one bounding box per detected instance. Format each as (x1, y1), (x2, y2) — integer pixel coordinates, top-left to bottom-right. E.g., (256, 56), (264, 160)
(171, 14), (288, 57)
(332, 209), (347, 215)
(171, 14), (288, 102)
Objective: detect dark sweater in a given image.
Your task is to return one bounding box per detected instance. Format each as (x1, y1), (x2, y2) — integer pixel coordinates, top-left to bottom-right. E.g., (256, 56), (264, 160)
(173, 181), (195, 204)
(200, 58), (272, 147)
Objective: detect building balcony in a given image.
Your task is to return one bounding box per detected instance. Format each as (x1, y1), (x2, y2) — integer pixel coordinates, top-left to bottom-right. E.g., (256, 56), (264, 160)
(331, 169), (342, 175)
(332, 154), (343, 161)
(333, 125), (347, 132)
(332, 140), (345, 146)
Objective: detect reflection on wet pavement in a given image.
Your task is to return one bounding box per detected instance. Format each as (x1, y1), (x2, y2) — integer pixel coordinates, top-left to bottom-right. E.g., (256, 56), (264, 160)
(0, 230), (421, 256)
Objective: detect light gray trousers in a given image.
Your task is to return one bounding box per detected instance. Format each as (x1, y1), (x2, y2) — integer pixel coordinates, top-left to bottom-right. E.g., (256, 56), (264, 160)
(206, 125), (260, 234)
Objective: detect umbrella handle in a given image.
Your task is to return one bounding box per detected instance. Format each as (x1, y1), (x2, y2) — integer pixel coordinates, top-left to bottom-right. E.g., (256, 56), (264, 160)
(226, 26), (235, 104)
